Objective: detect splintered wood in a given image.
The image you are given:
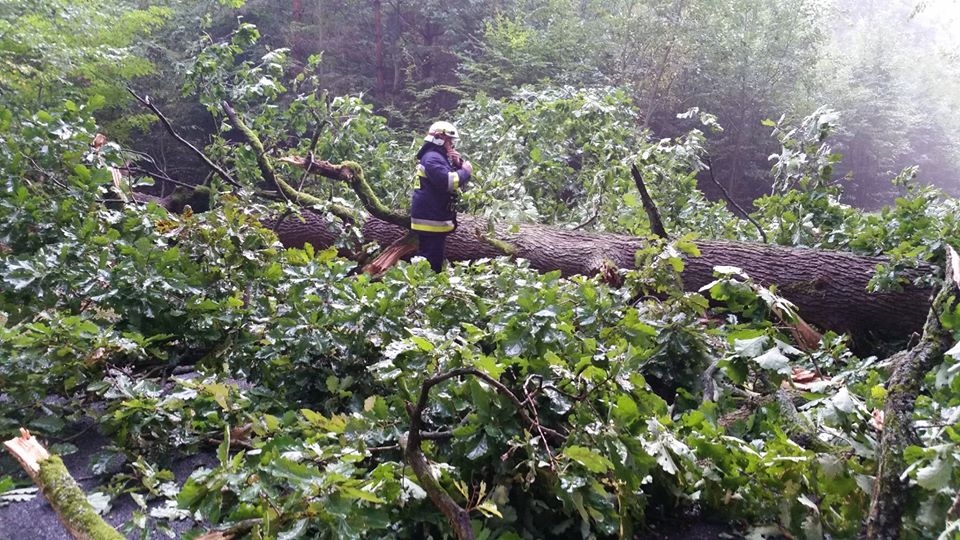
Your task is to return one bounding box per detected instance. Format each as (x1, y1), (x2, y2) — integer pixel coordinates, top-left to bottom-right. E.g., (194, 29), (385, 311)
(2, 428), (50, 481)
(4, 427), (125, 540)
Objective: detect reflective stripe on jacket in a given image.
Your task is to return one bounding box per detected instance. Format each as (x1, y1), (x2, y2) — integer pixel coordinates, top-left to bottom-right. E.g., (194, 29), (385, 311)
(410, 143), (470, 234)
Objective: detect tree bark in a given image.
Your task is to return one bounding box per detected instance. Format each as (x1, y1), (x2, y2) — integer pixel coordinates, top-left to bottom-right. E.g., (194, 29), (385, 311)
(372, 0), (386, 93)
(271, 210), (934, 345)
(864, 247), (959, 539)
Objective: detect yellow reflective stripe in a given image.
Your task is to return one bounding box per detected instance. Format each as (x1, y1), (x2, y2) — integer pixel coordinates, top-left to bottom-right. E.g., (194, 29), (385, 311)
(411, 218), (455, 233)
(447, 171), (459, 191)
(413, 164), (425, 188)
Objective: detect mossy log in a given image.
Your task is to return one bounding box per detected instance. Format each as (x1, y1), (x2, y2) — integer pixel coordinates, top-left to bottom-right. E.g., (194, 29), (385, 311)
(3, 428), (124, 540)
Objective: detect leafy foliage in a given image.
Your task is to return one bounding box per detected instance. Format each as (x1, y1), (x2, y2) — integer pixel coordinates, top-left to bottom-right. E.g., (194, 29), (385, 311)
(0, 0), (169, 136)
(2, 10), (960, 540)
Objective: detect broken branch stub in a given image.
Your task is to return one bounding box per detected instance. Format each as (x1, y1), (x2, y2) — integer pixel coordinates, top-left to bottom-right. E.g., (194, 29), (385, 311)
(3, 428), (124, 540)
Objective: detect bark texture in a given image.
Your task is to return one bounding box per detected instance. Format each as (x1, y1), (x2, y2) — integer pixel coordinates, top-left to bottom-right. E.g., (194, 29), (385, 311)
(274, 211), (934, 344)
(864, 247), (959, 540)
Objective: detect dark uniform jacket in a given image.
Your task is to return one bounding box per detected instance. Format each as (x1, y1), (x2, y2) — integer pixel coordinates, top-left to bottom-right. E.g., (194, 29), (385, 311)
(410, 143), (471, 233)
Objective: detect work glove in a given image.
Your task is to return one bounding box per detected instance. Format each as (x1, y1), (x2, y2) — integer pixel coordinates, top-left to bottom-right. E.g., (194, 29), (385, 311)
(448, 149), (463, 168)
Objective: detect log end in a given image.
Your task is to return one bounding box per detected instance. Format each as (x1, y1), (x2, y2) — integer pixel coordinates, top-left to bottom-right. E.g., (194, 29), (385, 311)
(2, 428), (50, 479)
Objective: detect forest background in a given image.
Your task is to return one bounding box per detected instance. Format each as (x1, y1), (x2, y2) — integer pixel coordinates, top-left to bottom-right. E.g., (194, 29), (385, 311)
(3, 0), (960, 539)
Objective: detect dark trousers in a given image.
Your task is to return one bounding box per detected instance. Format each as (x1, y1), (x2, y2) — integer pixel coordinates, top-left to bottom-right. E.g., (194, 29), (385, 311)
(417, 232), (447, 272)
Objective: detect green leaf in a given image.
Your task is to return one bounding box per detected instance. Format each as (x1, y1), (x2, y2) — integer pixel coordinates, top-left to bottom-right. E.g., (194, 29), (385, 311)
(86, 492), (112, 515)
(278, 519), (309, 540)
(733, 335), (768, 356)
(612, 394), (639, 426)
(410, 335), (434, 352)
(916, 458), (952, 490)
(218, 425), (230, 465)
(340, 486), (386, 504)
(753, 347), (791, 374)
(563, 445), (612, 473)
(205, 383), (231, 410)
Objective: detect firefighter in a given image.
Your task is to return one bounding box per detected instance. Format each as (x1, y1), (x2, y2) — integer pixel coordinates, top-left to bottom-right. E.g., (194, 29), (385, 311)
(410, 121), (473, 272)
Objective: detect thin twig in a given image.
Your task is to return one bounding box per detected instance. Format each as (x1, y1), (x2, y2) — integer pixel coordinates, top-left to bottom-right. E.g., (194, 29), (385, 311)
(126, 165), (198, 190)
(522, 377), (559, 470)
(704, 156), (767, 243)
(413, 368), (564, 443)
(572, 210), (600, 231)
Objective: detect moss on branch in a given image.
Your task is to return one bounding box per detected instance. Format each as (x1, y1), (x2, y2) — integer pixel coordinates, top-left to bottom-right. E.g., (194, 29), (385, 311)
(4, 429), (123, 540)
(864, 246), (960, 539)
(221, 101), (358, 223)
(38, 455), (124, 540)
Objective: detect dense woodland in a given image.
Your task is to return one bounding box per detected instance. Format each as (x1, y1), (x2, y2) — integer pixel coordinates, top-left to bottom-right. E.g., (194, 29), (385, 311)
(3, 0), (960, 538)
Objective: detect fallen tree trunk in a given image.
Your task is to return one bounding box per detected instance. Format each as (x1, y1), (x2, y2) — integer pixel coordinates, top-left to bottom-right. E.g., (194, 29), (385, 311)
(213, 104), (934, 346)
(128, 100), (935, 346)
(3, 429), (124, 540)
(271, 210), (934, 345)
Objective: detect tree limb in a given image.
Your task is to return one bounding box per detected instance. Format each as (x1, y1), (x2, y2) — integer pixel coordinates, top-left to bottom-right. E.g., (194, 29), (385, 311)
(220, 101), (358, 223)
(864, 245), (960, 539)
(630, 164), (668, 239)
(4, 428), (124, 540)
(126, 87), (241, 190)
(278, 153), (410, 228)
(404, 367), (567, 540)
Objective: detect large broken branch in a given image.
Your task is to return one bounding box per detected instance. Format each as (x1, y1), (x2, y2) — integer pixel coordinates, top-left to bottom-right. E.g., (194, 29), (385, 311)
(281, 155), (410, 229)
(4, 428), (124, 540)
(221, 102), (404, 227)
(864, 246), (960, 539)
(405, 368), (567, 540)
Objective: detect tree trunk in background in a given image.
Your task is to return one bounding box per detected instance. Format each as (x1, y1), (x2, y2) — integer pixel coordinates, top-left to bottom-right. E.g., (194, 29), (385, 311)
(272, 211), (933, 345)
(292, 0), (305, 60)
(372, 0), (385, 93)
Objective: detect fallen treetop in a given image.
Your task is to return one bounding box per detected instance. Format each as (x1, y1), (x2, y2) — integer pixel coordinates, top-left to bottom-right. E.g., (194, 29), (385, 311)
(214, 103), (936, 345)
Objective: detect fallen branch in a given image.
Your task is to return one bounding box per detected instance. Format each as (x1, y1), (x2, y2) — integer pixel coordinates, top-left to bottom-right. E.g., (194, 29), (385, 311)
(127, 87), (241, 190)
(220, 103), (362, 225)
(3, 428), (124, 540)
(405, 368), (567, 540)
(864, 245), (960, 539)
(630, 165), (667, 239)
(277, 152), (410, 228)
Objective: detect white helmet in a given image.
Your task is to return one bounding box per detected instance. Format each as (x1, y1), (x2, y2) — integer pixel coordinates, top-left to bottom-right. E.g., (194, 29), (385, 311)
(425, 120), (459, 145)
